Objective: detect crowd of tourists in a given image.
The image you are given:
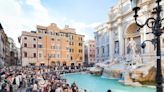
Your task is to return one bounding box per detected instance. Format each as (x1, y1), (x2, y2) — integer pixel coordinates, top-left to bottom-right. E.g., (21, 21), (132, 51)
(0, 65), (87, 92)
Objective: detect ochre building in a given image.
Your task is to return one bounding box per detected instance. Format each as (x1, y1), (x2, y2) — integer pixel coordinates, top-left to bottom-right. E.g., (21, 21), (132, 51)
(19, 23), (84, 66)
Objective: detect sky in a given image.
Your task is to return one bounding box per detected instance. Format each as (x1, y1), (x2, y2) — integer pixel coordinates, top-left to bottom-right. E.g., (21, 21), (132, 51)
(0, 0), (117, 47)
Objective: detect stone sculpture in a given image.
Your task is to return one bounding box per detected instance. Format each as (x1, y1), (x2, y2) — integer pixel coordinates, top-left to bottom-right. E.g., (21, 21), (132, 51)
(126, 38), (142, 69)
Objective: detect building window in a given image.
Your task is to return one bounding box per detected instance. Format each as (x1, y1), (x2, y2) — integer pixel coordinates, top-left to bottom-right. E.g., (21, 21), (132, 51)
(58, 54), (60, 58)
(24, 43), (27, 47)
(33, 44), (36, 48)
(45, 31), (47, 34)
(51, 46), (55, 49)
(54, 54), (56, 58)
(80, 57), (82, 60)
(51, 32), (53, 35)
(115, 41), (119, 54)
(66, 33), (69, 37)
(33, 53), (36, 58)
(107, 44), (109, 56)
(38, 36), (42, 39)
(102, 46), (104, 54)
(33, 38), (36, 41)
(79, 43), (82, 46)
(71, 56), (73, 60)
(67, 54), (69, 59)
(97, 48), (99, 54)
(79, 49), (82, 53)
(24, 37), (27, 40)
(51, 38), (54, 41)
(24, 52), (27, 57)
(39, 53), (42, 58)
(38, 44), (42, 48)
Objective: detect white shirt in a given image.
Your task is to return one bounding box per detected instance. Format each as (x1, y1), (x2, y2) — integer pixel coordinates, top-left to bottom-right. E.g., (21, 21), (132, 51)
(16, 76), (20, 86)
(33, 84), (38, 90)
(55, 87), (62, 92)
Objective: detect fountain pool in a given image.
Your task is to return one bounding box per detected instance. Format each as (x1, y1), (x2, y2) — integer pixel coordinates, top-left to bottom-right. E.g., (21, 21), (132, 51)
(63, 73), (155, 92)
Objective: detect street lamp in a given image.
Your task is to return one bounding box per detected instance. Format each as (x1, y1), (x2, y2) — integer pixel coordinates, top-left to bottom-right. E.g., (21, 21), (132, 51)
(130, 0), (164, 92)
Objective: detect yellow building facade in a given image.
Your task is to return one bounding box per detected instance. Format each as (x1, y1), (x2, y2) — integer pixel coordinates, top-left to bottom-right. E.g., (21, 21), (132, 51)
(20, 23), (84, 66)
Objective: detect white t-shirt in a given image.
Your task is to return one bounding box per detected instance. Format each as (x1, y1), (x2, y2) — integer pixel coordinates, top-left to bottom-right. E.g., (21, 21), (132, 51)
(55, 87), (62, 92)
(33, 84), (38, 90)
(16, 76), (20, 86)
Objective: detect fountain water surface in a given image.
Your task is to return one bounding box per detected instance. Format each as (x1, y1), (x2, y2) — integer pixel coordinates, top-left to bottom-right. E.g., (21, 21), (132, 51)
(63, 73), (155, 92)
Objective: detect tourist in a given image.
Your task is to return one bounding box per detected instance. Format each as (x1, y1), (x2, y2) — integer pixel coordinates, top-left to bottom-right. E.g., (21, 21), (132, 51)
(63, 84), (71, 92)
(32, 81), (38, 92)
(55, 84), (63, 92)
(0, 65), (87, 92)
(107, 89), (112, 92)
(71, 82), (78, 92)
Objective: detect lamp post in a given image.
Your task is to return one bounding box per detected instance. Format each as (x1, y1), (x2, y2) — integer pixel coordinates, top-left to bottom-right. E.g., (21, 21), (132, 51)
(130, 0), (164, 92)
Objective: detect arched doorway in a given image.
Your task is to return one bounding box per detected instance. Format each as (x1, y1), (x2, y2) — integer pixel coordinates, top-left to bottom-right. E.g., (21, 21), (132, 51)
(125, 23), (141, 55)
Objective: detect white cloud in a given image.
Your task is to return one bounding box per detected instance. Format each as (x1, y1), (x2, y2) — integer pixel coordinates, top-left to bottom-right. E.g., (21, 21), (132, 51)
(71, 21), (101, 40)
(25, 0), (50, 21)
(0, 0), (22, 16)
(0, 0), (100, 48)
(0, 0), (53, 47)
(0, 0), (24, 47)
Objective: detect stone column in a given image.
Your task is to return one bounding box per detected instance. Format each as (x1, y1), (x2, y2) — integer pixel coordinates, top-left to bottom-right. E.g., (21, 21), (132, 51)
(118, 18), (124, 58)
(109, 28), (114, 61)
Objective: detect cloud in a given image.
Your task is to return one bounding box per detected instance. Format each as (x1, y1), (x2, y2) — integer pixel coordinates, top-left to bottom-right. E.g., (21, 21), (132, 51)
(0, 0), (24, 47)
(0, 0), (100, 48)
(25, 0), (50, 21)
(70, 21), (101, 40)
(0, 0), (22, 16)
(0, 0), (53, 47)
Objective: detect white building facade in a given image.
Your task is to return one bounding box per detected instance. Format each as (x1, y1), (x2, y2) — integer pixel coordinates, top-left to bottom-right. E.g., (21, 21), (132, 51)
(94, 24), (110, 63)
(95, 0), (164, 64)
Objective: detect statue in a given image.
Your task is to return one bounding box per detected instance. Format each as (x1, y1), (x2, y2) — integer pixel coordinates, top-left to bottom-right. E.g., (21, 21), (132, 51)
(126, 38), (142, 69)
(127, 38), (137, 55)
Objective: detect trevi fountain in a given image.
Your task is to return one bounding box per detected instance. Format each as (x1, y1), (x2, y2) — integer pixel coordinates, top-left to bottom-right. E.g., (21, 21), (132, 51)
(90, 38), (164, 87)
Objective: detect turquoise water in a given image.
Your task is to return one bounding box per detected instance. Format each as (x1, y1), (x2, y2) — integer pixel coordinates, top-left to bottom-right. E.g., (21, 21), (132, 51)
(63, 73), (155, 92)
